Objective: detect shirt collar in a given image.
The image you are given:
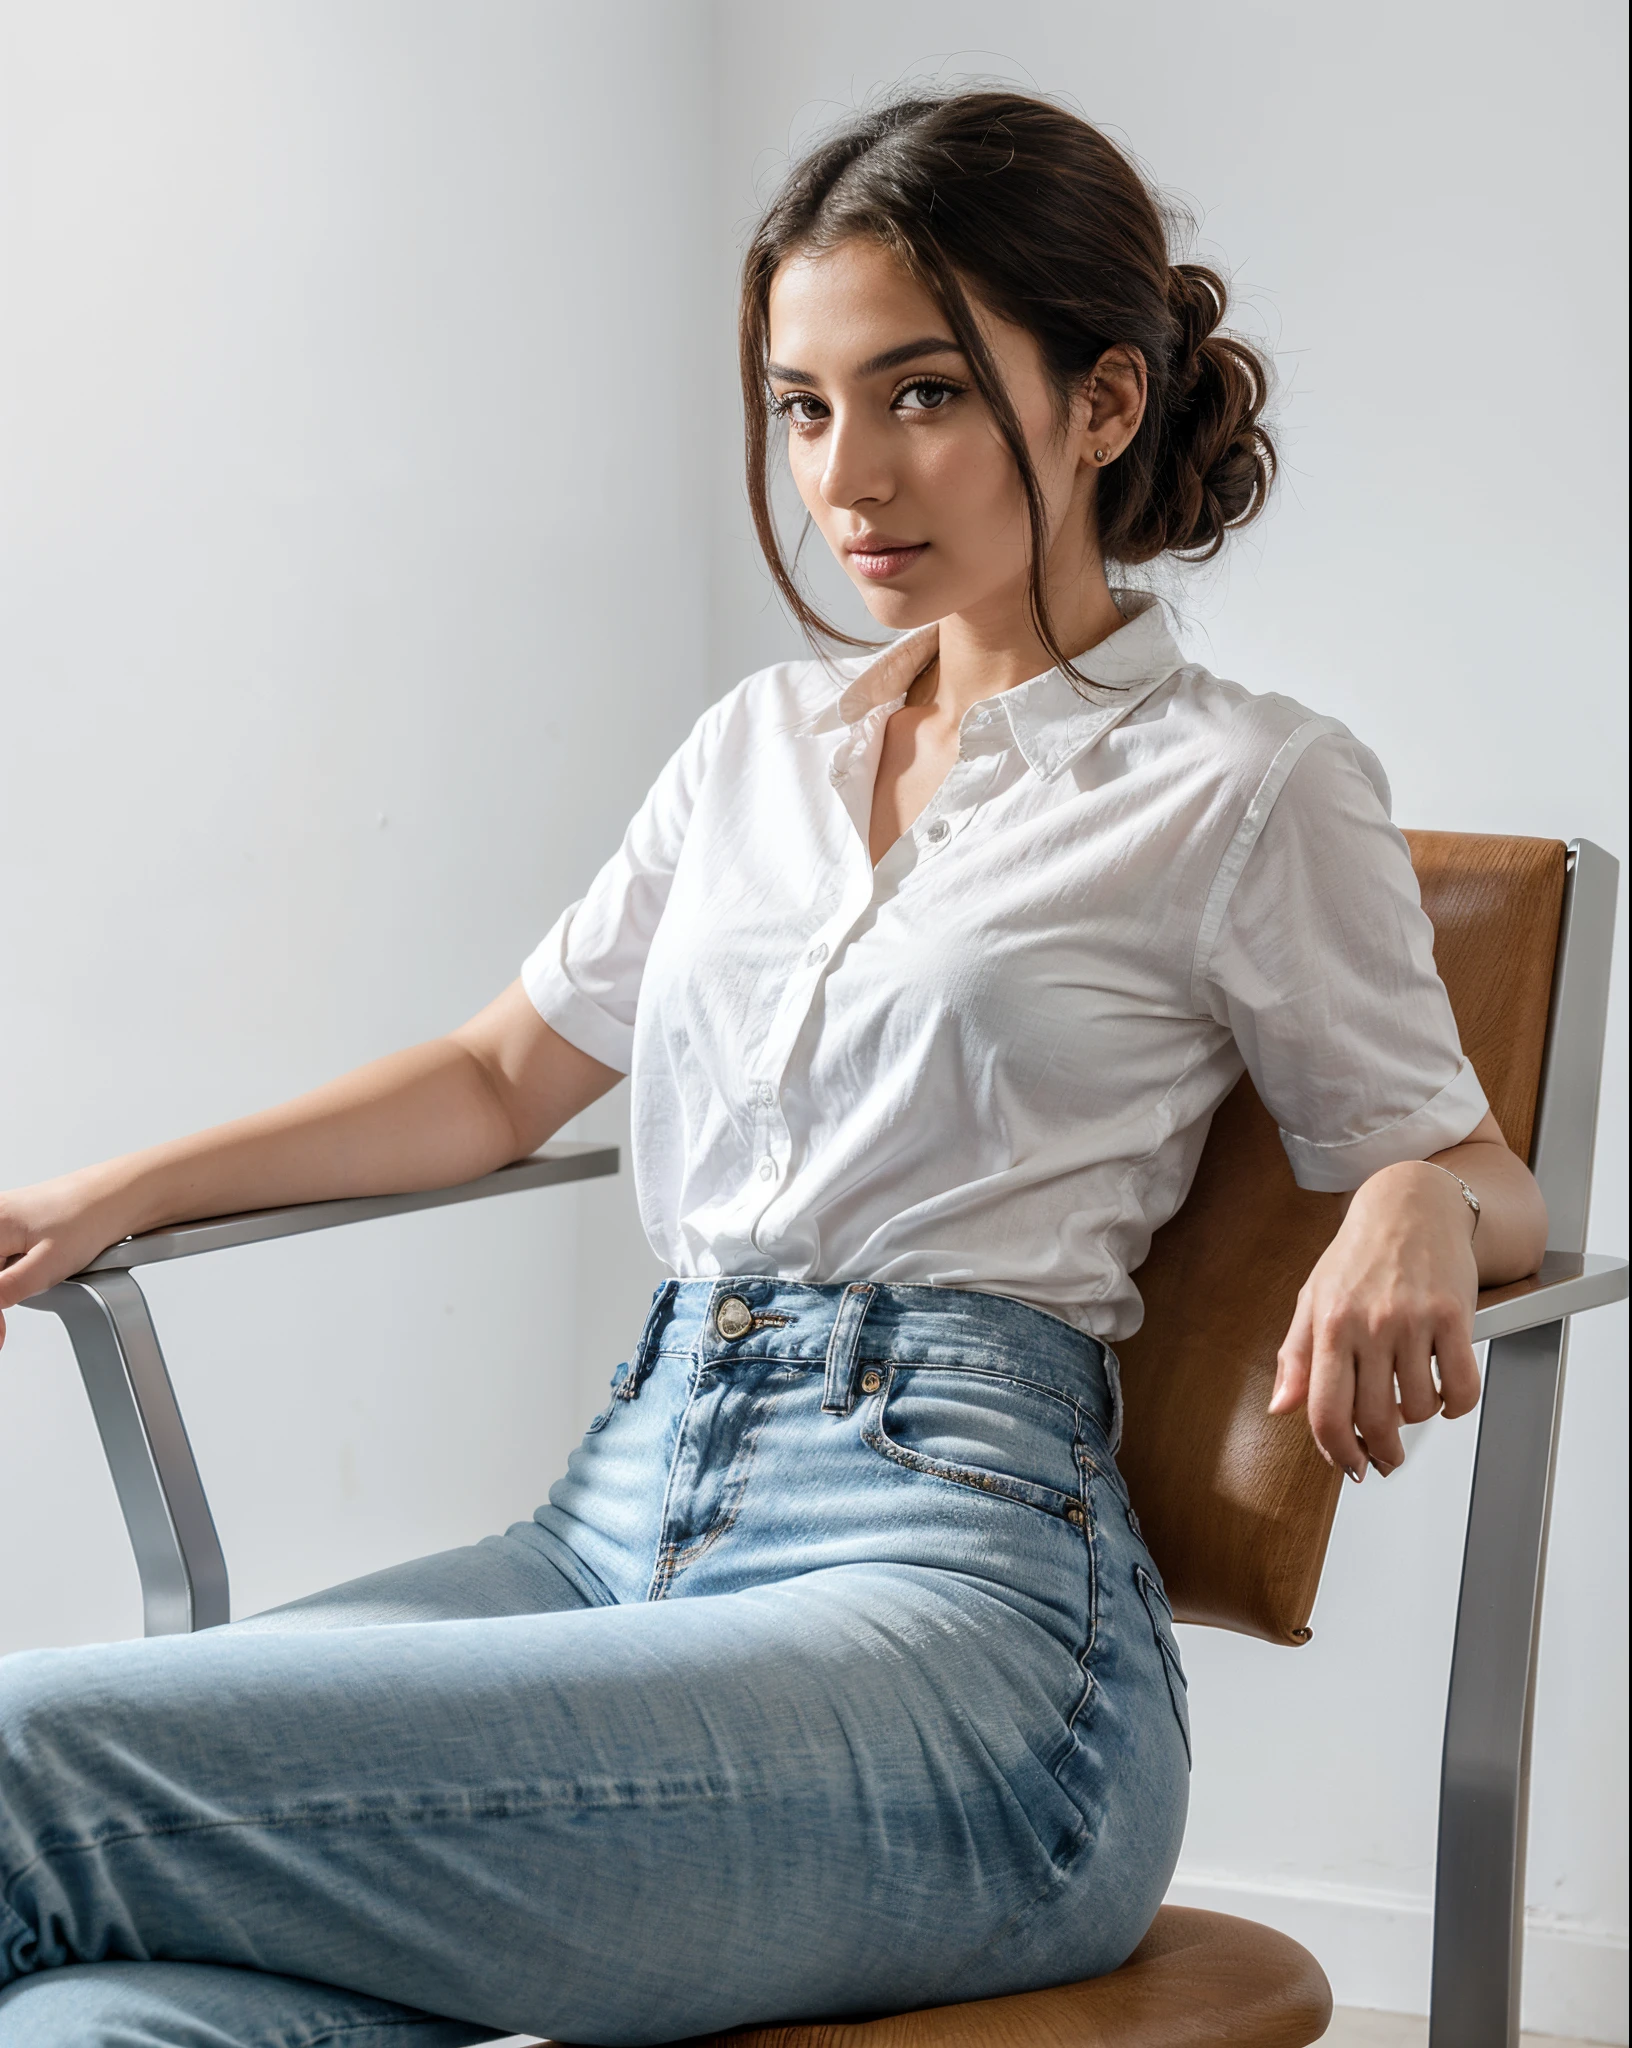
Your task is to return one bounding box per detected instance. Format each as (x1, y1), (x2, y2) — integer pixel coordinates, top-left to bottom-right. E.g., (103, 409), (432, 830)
(804, 591), (1186, 779)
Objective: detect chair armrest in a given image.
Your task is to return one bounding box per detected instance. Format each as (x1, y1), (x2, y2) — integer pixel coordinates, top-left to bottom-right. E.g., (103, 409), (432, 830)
(63, 1140), (620, 1282)
(17, 1139), (620, 1635)
(1470, 1250), (1628, 1342)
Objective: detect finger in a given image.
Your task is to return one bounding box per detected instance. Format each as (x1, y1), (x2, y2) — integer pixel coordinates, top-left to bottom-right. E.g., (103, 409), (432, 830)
(0, 1242), (59, 1311)
(1270, 1289), (1316, 1414)
(1395, 1345), (1444, 1427)
(1434, 1321), (1483, 1419)
(1306, 1314), (1365, 1481)
(1352, 1342), (1408, 1473)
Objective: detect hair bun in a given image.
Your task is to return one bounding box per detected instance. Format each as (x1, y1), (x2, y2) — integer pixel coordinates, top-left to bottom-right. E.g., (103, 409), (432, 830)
(1152, 262), (1275, 560)
(1166, 264), (1227, 391)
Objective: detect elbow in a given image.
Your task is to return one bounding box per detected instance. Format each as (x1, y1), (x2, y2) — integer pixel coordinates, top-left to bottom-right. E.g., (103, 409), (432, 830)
(1523, 1174), (1552, 1271)
(1493, 1157), (1551, 1282)
(450, 1038), (532, 1170)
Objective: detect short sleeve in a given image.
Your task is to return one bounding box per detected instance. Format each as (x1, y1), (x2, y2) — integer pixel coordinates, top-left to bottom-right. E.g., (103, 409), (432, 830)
(1198, 724), (1489, 1191)
(521, 702), (721, 1073)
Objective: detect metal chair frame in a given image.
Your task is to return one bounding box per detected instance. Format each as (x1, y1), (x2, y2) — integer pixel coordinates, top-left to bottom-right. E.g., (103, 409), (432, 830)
(19, 843), (1627, 2048)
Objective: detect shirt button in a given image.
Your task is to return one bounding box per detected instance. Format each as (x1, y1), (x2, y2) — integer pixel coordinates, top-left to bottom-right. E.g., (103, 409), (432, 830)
(807, 940), (829, 965)
(758, 1157), (776, 1182)
(924, 819), (950, 845)
(755, 1082), (776, 1107)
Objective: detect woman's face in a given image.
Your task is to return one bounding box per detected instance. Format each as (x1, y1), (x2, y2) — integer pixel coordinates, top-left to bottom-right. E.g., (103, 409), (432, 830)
(765, 236), (1102, 633)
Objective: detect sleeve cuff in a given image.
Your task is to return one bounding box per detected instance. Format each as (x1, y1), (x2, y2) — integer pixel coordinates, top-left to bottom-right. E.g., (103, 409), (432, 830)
(1281, 1058), (1491, 1193)
(520, 909), (636, 1074)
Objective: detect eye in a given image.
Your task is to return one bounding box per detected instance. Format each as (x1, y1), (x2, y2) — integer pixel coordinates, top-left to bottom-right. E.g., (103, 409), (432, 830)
(892, 376), (963, 414)
(769, 390), (829, 428)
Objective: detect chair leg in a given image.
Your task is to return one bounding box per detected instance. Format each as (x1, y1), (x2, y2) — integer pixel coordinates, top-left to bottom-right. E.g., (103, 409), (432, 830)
(1429, 1318), (1569, 2048)
(25, 1272), (229, 1636)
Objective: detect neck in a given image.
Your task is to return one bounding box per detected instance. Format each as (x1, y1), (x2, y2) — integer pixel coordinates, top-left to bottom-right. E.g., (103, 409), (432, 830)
(915, 556), (1125, 718)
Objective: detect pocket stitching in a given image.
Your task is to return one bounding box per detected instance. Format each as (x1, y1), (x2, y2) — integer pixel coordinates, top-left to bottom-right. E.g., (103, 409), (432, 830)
(1064, 1428), (1100, 1734)
(1136, 1564), (1192, 1768)
(860, 1364), (1085, 1522)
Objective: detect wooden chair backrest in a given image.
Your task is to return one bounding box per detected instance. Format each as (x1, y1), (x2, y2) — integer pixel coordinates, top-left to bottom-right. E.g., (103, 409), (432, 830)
(1116, 832), (1568, 1644)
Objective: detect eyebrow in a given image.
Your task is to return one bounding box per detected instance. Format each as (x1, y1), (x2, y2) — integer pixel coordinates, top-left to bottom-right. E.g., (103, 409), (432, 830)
(766, 336), (965, 385)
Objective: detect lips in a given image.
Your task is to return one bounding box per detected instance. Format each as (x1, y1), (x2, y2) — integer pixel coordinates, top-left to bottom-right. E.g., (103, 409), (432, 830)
(846, 538), (929, 580)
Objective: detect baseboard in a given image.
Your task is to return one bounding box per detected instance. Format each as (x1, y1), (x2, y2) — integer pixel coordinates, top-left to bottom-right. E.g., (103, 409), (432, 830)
(1167, 1869), (1629, 2043)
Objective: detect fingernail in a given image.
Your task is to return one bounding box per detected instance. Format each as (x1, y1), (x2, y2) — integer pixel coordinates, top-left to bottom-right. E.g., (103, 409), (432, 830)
(1369, 1457), (1395, 1479)
(1346, 1464), (1364, 1484)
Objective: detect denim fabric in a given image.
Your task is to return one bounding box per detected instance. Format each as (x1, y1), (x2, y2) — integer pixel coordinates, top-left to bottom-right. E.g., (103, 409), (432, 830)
(0, 1281), (1189, 2048)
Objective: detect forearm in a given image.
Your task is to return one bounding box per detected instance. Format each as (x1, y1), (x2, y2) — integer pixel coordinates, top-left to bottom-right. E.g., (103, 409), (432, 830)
(1361, 1125), (1548, 1289)
(79, 1037), (523, 1243)
(0, 984), (617, 1327)
(1274, 1112), (1548, 1476)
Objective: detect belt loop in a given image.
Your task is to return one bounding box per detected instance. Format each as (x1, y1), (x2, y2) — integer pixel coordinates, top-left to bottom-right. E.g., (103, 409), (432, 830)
(620, 1279), (679, 1402)
(822, 1283), (877, 1415)
(1100, 1339), (1125, 1453)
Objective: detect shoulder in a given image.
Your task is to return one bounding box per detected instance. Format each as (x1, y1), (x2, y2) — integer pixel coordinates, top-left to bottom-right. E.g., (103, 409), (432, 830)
(1133, 660), (1392, 820)
(688, 651), (871, 753)
(726, 651), (872, 729)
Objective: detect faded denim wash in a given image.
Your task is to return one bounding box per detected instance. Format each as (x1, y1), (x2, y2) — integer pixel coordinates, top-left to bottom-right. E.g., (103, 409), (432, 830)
(0, 1280), (1190, 2047)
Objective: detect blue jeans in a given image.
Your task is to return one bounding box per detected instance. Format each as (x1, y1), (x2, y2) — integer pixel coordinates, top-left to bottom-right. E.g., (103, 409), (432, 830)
(0, 1280), (1190, 2047)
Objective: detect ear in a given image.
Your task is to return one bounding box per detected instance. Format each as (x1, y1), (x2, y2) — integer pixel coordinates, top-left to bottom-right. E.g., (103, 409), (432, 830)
(1078, 346), (1147, 469)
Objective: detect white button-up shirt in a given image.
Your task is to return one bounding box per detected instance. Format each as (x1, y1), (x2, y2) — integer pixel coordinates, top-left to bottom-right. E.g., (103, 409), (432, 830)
(524, 596), (1487, 1339)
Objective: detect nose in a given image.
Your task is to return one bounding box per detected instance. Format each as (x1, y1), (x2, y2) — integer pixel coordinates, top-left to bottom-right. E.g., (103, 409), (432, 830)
(819, 405), (894, 512)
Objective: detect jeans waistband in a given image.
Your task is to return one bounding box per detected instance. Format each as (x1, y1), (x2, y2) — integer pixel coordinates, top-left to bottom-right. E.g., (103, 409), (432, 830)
(624, 1278), (1122, 1449)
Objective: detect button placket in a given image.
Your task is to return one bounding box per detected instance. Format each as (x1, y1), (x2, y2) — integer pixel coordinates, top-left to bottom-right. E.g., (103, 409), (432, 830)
(744, 844), (876, 1219)
(914, 751), (1002, 854)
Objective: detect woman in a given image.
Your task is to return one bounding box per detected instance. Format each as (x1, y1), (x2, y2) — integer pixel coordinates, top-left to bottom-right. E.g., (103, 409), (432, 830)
(0, 91), (1546, 2048)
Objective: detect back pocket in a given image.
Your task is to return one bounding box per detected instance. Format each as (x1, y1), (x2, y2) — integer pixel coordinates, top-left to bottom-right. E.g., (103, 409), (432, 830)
(1136, 1564), (1192, 1768)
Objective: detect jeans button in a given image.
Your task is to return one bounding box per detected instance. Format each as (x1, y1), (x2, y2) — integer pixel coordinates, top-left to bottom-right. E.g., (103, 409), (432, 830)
(714, 1295), (753, 1340)
(1066, 1504), (1086, 1528)
(859, 1369), (883, 1396)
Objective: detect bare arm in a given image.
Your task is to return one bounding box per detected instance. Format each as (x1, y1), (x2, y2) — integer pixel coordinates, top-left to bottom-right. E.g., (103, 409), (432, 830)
(0, 981), (619, 1343)
(1270, 1111), (1549, 1480)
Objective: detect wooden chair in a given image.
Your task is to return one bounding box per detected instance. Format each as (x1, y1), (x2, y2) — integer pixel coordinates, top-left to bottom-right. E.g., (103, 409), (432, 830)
(22, 835), (1626, 2048)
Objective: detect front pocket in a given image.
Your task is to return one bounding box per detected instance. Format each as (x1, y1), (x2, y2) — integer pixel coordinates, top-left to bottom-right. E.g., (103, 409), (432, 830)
(861, 1365), (1086, 1522)
(1136, 1564), (1192, 1768)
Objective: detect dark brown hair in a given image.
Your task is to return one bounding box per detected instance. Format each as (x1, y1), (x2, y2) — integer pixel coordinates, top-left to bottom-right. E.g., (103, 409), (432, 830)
(739, 91), (1277, 682)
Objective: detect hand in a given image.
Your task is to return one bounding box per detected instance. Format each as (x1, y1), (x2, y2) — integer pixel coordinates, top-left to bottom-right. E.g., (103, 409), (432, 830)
(1269, 1160), (1481, 1482)
(0, 1169), (133, 1350)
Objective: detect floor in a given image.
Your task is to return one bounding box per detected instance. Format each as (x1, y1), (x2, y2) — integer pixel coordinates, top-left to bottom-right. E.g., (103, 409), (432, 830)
(1322, 2013), (1609, 2047)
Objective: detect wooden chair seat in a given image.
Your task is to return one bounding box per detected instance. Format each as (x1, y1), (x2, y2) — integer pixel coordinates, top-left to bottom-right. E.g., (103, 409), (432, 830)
(666, 1908), (1332, 2047)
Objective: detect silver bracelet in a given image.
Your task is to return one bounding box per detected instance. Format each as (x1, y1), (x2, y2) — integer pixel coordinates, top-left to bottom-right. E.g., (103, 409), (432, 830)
(1424, 1161), (1481, 1236)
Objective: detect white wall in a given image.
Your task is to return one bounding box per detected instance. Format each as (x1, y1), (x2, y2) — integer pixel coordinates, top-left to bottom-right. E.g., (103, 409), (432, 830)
(1, 2), (1624, 2038)
(0, 0), (691, 1638)
(708, 4), (1629, 2037)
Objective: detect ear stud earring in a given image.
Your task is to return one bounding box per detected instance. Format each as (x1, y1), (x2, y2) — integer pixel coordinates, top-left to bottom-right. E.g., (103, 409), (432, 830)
(1093, 447), (1109, 462)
